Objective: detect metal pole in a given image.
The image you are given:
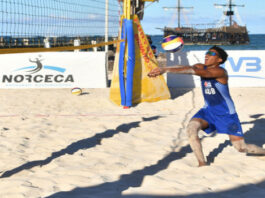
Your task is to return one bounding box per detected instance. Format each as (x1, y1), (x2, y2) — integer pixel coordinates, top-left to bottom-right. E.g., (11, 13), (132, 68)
(178, 0), (180, 28)
(127, 0), (131, 19)
(105, 0), (109, 52)
(123, 0), (127, 18)
(229, 0), (232, 26)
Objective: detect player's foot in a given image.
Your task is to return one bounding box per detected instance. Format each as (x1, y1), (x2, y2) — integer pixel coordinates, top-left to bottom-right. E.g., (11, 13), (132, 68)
(198, 161), (208, 167)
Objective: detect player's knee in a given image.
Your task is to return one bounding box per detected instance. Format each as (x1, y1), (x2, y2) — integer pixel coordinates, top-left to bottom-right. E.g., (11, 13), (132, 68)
(231, 140), (247, 153)
(186, 120), (201, 139)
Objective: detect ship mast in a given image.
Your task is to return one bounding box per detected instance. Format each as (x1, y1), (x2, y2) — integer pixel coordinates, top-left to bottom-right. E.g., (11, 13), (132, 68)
(163, 0), (193, 28)
(215, 0), (244, 27)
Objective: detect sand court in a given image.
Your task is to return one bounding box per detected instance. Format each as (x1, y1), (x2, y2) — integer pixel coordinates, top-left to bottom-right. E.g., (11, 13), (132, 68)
(0, 88), (265, 198)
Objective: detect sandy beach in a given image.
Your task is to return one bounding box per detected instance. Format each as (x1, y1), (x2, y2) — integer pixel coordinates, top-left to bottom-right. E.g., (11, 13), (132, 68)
(0, 87), (265, 198)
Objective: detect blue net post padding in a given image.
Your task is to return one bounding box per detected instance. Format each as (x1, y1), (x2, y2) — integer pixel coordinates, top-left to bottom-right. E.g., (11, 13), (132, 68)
(125, 19), (135, 107)
(118, 19), (135, 107)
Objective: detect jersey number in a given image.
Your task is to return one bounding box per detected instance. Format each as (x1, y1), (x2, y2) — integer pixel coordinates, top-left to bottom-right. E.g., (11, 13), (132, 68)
(205, 88), (216, 95)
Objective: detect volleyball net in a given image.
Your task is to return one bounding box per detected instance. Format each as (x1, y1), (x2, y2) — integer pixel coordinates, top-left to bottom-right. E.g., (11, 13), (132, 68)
(0, 0), (122, 53)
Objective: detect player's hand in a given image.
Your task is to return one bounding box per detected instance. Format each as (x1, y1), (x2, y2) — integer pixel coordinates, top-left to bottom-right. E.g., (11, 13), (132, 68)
(147, 67), (165, 78)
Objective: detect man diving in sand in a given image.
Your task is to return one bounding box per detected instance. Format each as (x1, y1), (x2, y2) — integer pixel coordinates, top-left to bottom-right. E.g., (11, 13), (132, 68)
(148, 45), (265, 167)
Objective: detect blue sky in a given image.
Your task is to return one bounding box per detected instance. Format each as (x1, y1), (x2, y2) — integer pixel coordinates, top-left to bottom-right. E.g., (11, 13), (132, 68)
(2, 0), (263, 37)
(141, 0), (265, 35)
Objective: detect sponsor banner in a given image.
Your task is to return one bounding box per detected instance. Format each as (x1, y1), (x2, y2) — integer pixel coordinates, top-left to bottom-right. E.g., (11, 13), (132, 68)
(0, 52), (107, 88)
(166, 50), (265, 87)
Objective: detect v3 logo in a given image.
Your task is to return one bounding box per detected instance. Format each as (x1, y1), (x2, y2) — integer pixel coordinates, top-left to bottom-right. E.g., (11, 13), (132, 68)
(222, 57), (264, 79)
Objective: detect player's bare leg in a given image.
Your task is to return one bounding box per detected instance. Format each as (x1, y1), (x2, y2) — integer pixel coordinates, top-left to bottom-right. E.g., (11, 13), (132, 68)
(186, 118), (208, 167)
(230, 135), (265, 155)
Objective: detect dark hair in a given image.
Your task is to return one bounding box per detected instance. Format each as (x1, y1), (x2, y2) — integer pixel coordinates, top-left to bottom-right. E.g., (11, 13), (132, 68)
(210, 46), (228, 64)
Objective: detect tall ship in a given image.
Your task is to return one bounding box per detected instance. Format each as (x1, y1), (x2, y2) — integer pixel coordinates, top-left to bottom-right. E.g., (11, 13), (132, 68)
(162, 0), (249, 45)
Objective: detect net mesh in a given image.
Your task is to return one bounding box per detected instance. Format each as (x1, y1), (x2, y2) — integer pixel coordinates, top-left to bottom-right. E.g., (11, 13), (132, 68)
(0, 0), (121, 49)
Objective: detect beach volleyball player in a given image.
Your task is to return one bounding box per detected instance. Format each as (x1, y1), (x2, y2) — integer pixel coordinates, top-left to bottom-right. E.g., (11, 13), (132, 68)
(148, 46), (265, 167)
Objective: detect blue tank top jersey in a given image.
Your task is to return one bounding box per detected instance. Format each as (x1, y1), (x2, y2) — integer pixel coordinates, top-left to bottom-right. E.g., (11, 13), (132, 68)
(200, 77), (236, 115)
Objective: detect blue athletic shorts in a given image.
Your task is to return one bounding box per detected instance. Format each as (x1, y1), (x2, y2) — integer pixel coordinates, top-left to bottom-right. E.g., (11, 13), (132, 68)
(192, 108), (244, 137)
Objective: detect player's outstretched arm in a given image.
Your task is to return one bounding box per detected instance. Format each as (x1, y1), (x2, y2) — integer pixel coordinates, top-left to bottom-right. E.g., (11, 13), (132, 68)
(193, 65), (227, 79)
(148, 65), (195, 78)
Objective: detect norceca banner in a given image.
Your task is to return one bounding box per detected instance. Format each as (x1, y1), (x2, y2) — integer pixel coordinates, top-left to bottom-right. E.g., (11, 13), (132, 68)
(0, 52), (107, 88)
(166, 50), (265, 87)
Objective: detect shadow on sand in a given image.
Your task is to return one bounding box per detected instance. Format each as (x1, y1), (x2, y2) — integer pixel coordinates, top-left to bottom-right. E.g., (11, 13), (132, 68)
(45, 114), (265, 198)
(45, 179), (265, 198)
(0, 116), (162, 178)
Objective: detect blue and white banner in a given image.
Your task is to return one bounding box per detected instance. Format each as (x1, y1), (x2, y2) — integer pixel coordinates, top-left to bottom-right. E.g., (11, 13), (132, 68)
(0, 52), (107, 88)
(166, 50), (265, 87)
